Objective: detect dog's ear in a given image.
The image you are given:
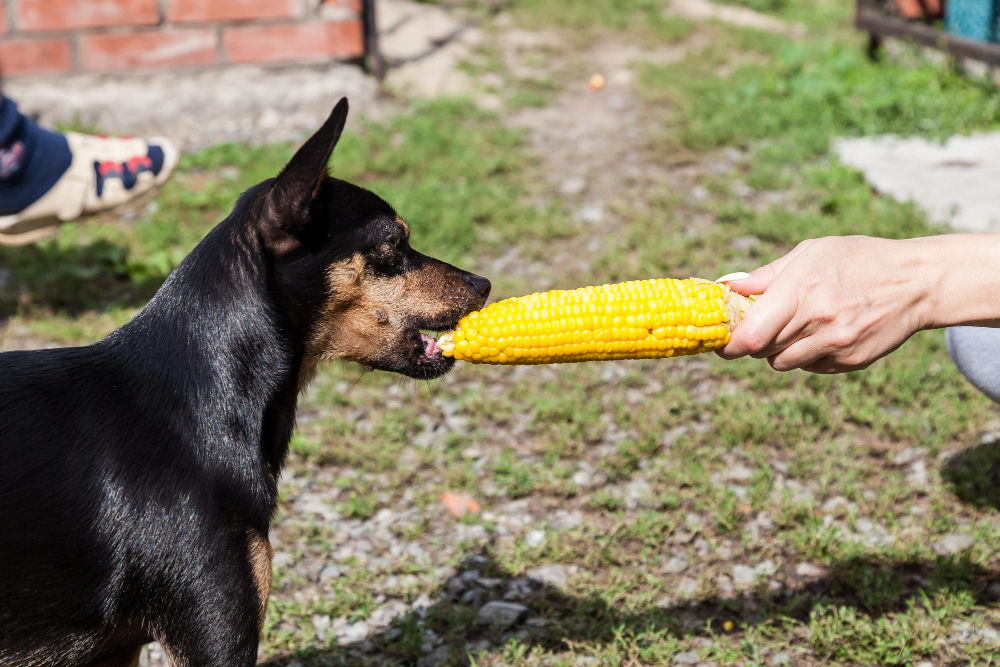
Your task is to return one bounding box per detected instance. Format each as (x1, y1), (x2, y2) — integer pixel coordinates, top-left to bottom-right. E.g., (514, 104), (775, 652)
(263, 97), (349, 252)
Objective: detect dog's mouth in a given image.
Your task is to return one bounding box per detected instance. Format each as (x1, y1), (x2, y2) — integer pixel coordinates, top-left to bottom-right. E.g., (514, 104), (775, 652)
(392, 318), (461, 379)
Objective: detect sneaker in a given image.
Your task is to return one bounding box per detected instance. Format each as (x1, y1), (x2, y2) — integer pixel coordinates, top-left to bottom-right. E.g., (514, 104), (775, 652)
(0, 133), (179, 246)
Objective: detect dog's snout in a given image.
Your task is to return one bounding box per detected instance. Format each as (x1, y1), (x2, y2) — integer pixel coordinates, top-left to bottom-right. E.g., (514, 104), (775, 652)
(464, 273), (491, 300)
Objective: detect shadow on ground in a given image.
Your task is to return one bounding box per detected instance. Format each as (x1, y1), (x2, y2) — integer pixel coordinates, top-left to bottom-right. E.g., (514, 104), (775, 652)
(260, 549), (999, 666)
(0, 238), (168, 322)
(942, 440), (1000, 512)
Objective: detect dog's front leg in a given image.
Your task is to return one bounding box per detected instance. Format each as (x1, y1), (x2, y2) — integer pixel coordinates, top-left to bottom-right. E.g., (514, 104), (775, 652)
(154, 544), (269, 667)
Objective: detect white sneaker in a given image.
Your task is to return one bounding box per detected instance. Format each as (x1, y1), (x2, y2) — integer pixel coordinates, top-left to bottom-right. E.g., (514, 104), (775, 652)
(0, 133), (179, 246)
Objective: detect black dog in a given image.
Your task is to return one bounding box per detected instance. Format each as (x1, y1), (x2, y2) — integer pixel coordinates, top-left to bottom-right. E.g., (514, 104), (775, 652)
(0, 98), (490, 666)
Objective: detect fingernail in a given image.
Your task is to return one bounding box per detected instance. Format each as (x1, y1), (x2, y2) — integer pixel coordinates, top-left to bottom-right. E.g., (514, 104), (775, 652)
(716, 271), (750, 283)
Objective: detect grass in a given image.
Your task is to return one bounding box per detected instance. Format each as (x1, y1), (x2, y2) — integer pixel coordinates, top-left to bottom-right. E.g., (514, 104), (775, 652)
(5, 0), (1000, 664)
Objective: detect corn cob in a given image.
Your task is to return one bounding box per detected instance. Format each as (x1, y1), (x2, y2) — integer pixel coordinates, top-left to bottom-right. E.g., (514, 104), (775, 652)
(438, 278), (755, 365)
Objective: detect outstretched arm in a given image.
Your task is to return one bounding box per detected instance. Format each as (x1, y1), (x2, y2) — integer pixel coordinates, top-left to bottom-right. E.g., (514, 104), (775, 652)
(718, 235), (1000, 373)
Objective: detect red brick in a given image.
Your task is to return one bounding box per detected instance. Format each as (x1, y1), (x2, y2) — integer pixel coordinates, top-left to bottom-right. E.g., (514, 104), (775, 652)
(167, 0), (305, 24)
(79, 30), (219, 71)
(324, 0), (362, 11)
(17, 0), (159, 32)
(0, 37), (72, 75)
(223, 20), (363, 64)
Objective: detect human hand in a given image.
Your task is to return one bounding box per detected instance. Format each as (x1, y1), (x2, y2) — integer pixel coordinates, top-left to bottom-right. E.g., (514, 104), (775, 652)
(718, 236), (934, 373)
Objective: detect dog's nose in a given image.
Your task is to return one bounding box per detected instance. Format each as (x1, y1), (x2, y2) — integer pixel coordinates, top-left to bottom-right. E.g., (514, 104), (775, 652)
(464, 273), (491, 299)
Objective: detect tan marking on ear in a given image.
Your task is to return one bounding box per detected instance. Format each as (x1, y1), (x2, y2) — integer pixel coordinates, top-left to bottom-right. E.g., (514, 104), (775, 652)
(248, 530), (274, 637)
(396, 216), (410, 236)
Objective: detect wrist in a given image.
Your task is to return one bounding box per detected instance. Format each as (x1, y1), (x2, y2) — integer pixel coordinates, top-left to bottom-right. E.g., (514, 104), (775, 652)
(898, 236), (942, 332)
(905, 235), (1000, 329)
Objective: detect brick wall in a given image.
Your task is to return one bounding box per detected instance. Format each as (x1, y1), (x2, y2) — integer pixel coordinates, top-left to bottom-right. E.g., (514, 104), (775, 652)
(0, 0), (365, 76)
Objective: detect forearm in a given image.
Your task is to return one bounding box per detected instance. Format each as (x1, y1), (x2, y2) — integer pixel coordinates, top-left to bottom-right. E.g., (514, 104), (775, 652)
(909, 234), (1000, 329)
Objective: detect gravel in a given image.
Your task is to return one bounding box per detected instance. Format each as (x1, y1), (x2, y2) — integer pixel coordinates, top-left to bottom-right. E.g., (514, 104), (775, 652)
(673, 650), (700, 665)
(526, 564), (569, 589)
(477, 601), (529, 627)
(732, 565), (757, 586)
(934, 533), (976, 555)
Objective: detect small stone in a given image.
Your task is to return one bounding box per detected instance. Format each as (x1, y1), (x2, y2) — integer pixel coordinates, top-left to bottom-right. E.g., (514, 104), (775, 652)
(687, 185), (710, 203)
(660, 426), (689, 448)
(626, 478), (654, 509)
(663, 555), (689, 574)
(754, 560), (776, 577)
(572, 469), (593, 487)
(558, 176), (587, 196)
(418, 645), (451, 667)
(678, 577), (699, 597)
(892, 446), (927, 466)
(773, 652), (791, 665)
(461, 588), (484, 606)
(732, 565), (757, 586)
(984, 582), (1000, 601)
(320, 564), (342, 581)
(674, 650), (700, 665)
(907, 460), (929, 487)
(716, 574), (734, 595)
(445, 576), (467, 599)
(726, 464), (754, 482)
(525, 529), (546, 548)
(477, 601), (528, 628)
(336, 620), (370, 645)
(934, 533), (975, 555)
(526, 564), (568, 589)
(271, 551), (294, 569)
(855, 518), (875, 534)
(578, 204), (604, 225)
(312, 615), (331, 641)
(733, 181), (755, 198)
(475, 577), (503, 588)
(796, 562), (827, 578)
(672, 530), (696, 544)
(467, 639), (491, 653)
(820, 496), (848, 514)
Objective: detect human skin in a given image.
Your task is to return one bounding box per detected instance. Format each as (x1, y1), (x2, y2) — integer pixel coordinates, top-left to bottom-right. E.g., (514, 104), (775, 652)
(718, 235), (1000, 373)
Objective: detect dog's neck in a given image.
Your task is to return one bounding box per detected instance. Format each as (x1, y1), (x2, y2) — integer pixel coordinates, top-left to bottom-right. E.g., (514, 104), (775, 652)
(106, 212), (306, 520)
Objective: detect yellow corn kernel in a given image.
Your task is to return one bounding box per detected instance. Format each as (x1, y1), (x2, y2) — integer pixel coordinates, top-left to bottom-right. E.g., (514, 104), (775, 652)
(438, 278), (756, 365)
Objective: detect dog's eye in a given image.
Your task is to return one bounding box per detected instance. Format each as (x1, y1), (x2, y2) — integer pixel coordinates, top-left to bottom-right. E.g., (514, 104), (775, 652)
(393, 240), (400, 250)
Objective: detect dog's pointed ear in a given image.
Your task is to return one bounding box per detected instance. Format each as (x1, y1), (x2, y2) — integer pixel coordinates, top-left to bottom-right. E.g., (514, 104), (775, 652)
(263, 98), (349, 250)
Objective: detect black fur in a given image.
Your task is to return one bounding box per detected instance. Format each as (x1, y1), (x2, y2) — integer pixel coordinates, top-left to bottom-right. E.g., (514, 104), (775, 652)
(0, 98), (489, 665)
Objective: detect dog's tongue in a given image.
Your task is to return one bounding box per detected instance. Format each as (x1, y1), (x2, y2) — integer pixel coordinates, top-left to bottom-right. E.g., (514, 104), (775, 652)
(421, 333), (442, 357)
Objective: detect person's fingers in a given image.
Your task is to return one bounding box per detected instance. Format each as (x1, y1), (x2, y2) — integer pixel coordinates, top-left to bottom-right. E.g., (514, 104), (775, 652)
(718, 282), (799, 359)
(765, 335), (829, 371)
(726, 264), (777, 296)
(726, 239), (816, 296)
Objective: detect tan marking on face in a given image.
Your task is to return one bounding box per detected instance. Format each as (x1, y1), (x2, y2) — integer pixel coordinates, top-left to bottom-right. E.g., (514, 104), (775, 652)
(300, 252), (467, 384)
(248, 530), (274, 636)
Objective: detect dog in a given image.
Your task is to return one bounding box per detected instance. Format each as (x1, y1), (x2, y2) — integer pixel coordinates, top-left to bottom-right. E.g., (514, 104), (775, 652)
(0, 98), (491, 666)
